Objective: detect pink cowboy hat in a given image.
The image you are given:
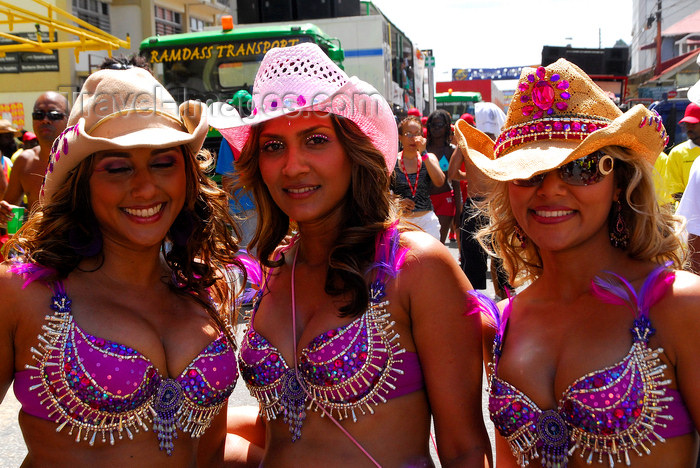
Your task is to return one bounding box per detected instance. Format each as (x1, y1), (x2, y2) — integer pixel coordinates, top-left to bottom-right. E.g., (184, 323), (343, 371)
(208, 43), (398, 171)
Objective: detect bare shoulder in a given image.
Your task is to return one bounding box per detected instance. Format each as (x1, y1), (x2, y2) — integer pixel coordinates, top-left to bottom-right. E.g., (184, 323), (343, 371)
(0, 264), (30, 333)
(658, 269), (700, 308)
(653, 269), (700, 317)
(395, 229), (468, 303)
(398, 229), (456, 272)
(0, 262), (25, 300)
(13, 147), (40, 166)
(649, 269), (700, 356)
(0, 262), (52, 318)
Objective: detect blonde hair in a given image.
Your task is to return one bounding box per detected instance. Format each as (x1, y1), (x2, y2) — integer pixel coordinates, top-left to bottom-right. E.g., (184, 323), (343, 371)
(5, 146), (242, 343)
(475, 146), (687, 286)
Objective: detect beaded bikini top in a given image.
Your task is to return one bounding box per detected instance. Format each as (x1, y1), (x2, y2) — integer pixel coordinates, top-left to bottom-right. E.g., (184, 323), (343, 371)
(12, 270), (238, 456)
(471, 265), (693, 467)
(237, 227), (424, 441)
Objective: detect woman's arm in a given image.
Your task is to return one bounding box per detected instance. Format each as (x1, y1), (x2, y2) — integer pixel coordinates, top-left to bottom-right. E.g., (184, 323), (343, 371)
(0, 268), (18, 404)
(0, 158), (7, 200)
(447, 148), (467, 181)
(198, 405), (265, 468)
(416, 136), (446, 187)
(659, 270), (700, 430)
(423, 153), (446, 187)
(400, 232), (492, 467)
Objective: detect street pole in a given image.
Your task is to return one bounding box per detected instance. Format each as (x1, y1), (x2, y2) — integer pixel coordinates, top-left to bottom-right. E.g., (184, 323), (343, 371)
(428, 58), (435, 115)
(654, 0), (662, 76)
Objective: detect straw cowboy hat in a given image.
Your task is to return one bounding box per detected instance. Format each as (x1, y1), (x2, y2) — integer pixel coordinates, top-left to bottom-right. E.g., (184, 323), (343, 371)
(454, 59), (668, 181)
(0, 119), (19, 136)
(40, 67), (208, 203)
(208, 43), (398, 172)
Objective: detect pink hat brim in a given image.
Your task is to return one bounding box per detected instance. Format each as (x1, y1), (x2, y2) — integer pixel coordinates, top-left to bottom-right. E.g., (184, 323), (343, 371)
(209, 77), (398, 172)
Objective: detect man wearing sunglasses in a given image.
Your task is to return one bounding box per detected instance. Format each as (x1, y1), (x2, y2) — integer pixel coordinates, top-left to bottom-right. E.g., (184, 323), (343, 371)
(0, 92), (69, 226)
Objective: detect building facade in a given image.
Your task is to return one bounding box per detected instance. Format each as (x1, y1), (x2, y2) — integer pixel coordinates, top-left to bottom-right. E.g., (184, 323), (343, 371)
(0, 0), (230, 129)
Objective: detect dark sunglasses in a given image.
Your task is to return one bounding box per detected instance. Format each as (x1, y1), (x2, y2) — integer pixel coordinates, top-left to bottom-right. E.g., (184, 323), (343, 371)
(32, 110), (66, 121)
(512, 151), (614, 187)
(428, 121), (447, 128)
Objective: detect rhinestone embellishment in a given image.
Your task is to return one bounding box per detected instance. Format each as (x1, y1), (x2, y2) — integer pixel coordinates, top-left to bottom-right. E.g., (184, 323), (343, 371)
(519, 66), (571, 119)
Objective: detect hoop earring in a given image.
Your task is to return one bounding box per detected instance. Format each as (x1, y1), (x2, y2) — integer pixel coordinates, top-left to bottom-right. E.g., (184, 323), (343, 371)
(609, 200), (629, 249)
(514, 224), (527, 248)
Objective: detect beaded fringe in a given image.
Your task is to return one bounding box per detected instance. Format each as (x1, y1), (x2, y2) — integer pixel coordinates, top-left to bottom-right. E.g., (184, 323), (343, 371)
(500, 342), (672, 468)
(566, 344), (672, 467)
(27, 293), (227, 455)
(304, 300), (405, 422)
(246, 297), (405, 431)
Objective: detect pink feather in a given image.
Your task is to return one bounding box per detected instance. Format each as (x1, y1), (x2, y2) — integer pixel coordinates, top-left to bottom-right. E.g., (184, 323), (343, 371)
(467, 289), (508, 336)
(591, 262), (675, 318)
(638, 262), (675, 317)
(8, 262), (57, 289)
(368, 224), (407, 281)
(236, 250), (263, 304)
(591, 272), (638, 315)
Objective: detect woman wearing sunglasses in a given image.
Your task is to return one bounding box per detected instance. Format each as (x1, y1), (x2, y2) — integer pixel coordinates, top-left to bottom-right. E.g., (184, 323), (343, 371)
(392, 115), (445, 240)
(456, 59), (700, 467)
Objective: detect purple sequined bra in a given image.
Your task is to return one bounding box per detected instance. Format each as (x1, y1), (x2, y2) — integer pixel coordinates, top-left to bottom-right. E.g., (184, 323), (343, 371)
(13, 276), (238, 456)
(237, 227), (424, 440)
(471, 264), (694, 467)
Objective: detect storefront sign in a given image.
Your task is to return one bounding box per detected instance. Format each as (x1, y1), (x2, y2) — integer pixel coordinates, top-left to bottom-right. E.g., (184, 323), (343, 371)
(0, 32), (60, 73)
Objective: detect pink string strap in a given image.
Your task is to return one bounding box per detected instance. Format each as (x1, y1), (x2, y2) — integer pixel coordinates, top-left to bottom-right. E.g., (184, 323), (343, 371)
(290, 247), (382, 467)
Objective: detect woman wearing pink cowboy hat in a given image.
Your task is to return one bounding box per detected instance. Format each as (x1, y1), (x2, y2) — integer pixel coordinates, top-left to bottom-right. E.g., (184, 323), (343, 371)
(459, 60), (700, 467)
(210, 43), (491, 467)
(0, 67), (260, 467)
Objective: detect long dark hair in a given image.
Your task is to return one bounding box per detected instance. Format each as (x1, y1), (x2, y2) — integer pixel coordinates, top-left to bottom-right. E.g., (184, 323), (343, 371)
(236, 114), (403, 317)
(6, 146), (243, 343)
(426, 109), (453, 148)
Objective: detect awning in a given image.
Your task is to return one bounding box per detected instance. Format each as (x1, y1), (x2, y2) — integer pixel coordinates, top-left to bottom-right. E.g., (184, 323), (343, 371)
(644, 48), (700, 84)
(435, 91), (482, 102)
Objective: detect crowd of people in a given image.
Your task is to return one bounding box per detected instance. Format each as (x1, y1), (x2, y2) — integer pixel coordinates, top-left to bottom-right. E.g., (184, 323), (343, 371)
(0, 43), (699, 468)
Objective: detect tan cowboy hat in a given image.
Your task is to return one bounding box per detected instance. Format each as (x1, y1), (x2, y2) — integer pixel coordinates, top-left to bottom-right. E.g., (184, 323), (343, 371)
(454, 59), (667, 182)
(0, 119), (19, 136)
(40, 67), (208, 204)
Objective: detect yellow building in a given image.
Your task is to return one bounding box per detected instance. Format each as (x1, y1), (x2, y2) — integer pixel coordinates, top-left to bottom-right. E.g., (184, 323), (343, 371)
(0, 0), (230, 131)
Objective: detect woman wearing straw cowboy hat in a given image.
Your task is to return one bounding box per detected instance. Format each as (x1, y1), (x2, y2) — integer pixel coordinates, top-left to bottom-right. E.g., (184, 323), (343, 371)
(459, 59), (700, 467)
(209, 43), (491, 467)
(0, 67), (261, 467)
